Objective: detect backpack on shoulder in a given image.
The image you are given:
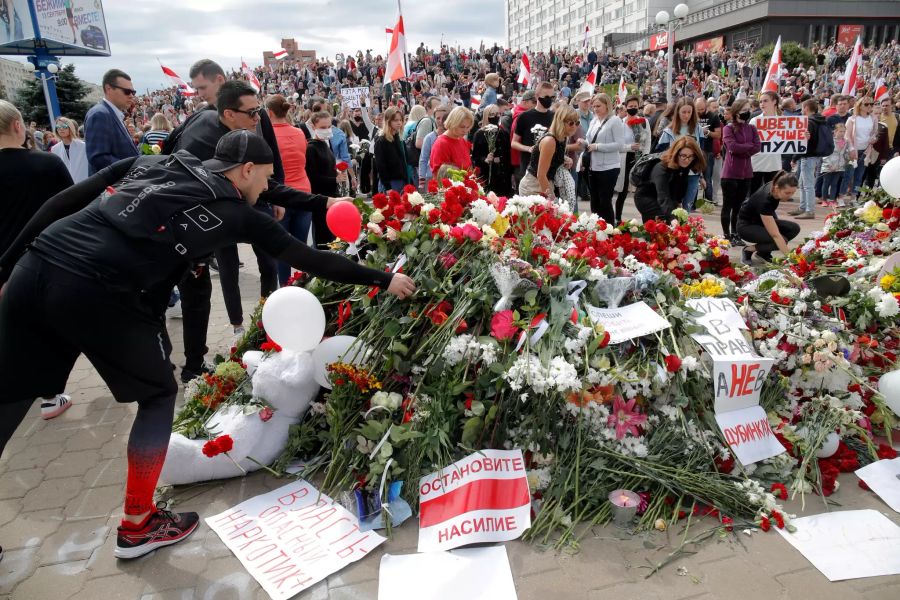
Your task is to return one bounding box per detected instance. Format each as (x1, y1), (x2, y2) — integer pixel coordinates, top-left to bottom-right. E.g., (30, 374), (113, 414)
(629, 152), (664, 188)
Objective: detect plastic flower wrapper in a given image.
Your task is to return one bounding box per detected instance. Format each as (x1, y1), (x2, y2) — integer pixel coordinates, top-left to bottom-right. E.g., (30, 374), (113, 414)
(490, 261), (538, 311)
(594, 276), (635, 308)
(355, 479), (413, 532)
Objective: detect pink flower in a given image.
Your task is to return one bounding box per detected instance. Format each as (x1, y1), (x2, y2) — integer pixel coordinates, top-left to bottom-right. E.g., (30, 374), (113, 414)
(490, 310), (518, 341)
(461, 223), (483, 241)
(258, 407), (274, 422)
(607, 396), (648, 439)
(438, 252), (458, 269)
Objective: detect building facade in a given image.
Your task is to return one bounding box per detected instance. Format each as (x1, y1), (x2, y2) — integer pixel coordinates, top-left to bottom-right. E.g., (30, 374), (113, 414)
(506, 0), (900, 54)
(262, 39), (317, 68)
(0, 57), (34, 101)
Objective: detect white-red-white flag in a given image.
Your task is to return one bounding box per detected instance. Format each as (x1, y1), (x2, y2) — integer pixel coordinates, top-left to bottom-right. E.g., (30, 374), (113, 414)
(578, 64), (598, 95)
(874, 78), (889, 103)
(272, 49), (288, 60)
(841, 36), (863, 97)
(470, 94), (481, 110)
(760, 36), (782, 94)
(616, 75), (628, 106)
(159, 64), (196, 96)
(517, 52), (531, 87)
(583, 25), (590, 51)
(384, 13), (408, 84)
(241, 60), (261, 93)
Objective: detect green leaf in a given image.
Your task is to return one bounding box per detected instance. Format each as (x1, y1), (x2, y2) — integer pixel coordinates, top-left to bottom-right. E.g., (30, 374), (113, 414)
(392, 341), (409, 355)
(461, 417), (484, 447)
(524, 289), (538, 304)
(470, 400), (485, 417)
(383, 319), (401, 337)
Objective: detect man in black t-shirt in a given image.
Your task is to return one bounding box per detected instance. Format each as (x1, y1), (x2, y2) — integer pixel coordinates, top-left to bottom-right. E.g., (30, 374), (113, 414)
(0, 130), (415, 562)
(512, 81), (555, 177)
(694, 96), (721, 205)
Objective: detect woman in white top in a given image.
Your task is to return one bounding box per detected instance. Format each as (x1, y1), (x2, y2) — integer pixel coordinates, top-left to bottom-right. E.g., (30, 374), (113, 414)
(584, 93), (633, 224)
(845, 96), (878, 199)
(50, 116), (88, 183)
(749, 90), (783, 194)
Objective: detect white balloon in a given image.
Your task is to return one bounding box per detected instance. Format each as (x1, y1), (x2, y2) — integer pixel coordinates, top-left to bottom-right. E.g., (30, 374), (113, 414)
(881, 156), (900, 199)
(815, 432), (840, 458)
(313, 336), (369, 389)
(262, 287), (325, 353)
(241, 350), (264, 376)
(878, 369), (900, 418)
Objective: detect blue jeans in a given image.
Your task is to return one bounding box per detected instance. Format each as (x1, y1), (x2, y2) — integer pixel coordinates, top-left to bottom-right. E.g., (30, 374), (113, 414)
(380, 179), (406, 194)
(851, 157), (868, 196)
(702, 151), (715, 201)
(277, 209), (313, 285)
(799, 157), (821, 213)
(821, 171), (843, 201)
(683, 173), (700, 211)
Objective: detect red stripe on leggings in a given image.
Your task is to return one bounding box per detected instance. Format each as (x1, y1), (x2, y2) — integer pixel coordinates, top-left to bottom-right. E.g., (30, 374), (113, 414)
(419, 478), (529, 528)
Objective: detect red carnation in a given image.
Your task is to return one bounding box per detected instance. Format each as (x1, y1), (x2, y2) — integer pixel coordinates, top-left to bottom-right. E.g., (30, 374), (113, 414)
(202, 434), (234, 458)
(664, 354), (682, 373)
(545, 263), (562, 279)
(427, 179), (439, 193)
(770, 482), (788, 499)
(335, 161), (349, 172)
(759, 515), (771, 532)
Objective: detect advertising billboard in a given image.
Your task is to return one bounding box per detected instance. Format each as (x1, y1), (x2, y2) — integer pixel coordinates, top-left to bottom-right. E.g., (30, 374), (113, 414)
(649, 31), (669, 51)
(837, 24), (863, 47)
(0, 0), (110, 56)
(695, 36), (724, 54)
(0, 0), (36, 46)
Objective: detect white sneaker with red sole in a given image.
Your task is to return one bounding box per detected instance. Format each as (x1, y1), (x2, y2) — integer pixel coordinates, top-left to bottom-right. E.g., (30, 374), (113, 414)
(41, 394), (72, 420)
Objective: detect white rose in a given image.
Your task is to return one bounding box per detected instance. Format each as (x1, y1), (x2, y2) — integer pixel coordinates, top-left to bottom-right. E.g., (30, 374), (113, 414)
(407, 191), (425, 206)
(369, 209), (385, 224)
(421, 202), (436, 213)
(367, 223), (383, 235)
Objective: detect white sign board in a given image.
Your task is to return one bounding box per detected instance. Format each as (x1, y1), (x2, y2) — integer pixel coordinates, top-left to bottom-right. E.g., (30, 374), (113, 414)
(378, 547), (518, 600)
(418, 449), (530, 552)
(776, 510), (900, 581)
(714, 406), (785, 465)
(586, 301), (672, 345)
(33, 0), (111, 55)
(752, 115), (809, 154)
(206, 480), (385, 600)
(856, 457), (900, 513)
(341, 86), (370, 109)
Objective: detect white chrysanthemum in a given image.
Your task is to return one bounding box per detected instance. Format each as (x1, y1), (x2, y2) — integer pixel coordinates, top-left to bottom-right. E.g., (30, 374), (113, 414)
(442, 334), (475, 366)
(470, 198), (499, 226)
(878, 293), (900, 318)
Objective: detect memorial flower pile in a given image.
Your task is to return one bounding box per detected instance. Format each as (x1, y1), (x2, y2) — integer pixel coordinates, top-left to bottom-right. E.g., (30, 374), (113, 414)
(187, 178), (899, 549)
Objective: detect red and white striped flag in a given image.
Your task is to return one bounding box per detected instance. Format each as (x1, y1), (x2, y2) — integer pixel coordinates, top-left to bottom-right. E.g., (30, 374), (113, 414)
(159, 64), (196, 96)
(385, 11), (408, 84)
(616, 75), (628, 106)
(578, 64), (598, 95)
(470, 94), (481, 110)
(841, 36), (863, 97)
(874, 78), (889, 103)
(241, 60), (261, 93)
(583, 25), (590, 52)
(517, 52), (531, 87)
(272, 49), (288, 60)
(760, 35), (782, 94)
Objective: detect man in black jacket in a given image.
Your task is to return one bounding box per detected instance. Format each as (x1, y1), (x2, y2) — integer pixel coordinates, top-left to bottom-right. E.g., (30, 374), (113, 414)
(0, 130), (415, 560)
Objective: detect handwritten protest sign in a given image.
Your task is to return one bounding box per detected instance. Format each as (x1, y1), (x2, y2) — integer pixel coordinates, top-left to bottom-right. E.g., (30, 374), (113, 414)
(206, 480), (385, 600)
(586, 301), (671, 345)
(686, 299), (783, 465)
(341, 87), (370, 109)
(418, 449), (530, 552)
(752, 115), (809, 154)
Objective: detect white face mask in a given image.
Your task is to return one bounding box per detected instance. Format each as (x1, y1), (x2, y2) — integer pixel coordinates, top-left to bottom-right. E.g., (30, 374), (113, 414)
(314, 127), (333, 140)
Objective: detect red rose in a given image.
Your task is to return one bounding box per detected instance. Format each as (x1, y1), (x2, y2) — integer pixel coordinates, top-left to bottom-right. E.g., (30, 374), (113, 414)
(490, 310), (518, 341)
(258, 407), (274, 422)
(664, 354), (682, 372)
(545, 264), (562, 278)
(335, 161), (349, 172)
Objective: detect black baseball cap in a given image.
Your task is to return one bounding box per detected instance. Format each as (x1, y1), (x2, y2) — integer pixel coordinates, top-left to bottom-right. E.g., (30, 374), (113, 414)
(203, 129), (274, 173)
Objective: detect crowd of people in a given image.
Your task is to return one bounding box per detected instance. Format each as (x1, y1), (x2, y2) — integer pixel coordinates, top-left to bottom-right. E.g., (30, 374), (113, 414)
(1, 34), (900, 562)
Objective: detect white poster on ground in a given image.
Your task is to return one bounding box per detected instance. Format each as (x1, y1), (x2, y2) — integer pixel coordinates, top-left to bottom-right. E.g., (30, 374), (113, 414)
(855, 457), (900, 513)
(585, 301), (671, 345)
(206, 480), (385, 600)
(776, 510), (900, 581)
(378, 546), (518, 600)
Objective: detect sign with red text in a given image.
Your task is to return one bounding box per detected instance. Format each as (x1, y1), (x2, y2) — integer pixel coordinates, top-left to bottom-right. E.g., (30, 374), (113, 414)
(418, 449), (530, 552)
(752, 115), (809, 154)
(206, 480), (385, 600)
(650, 31), (670, 51)
(837, 25), (863, 47)
(715, 405), (786, 465)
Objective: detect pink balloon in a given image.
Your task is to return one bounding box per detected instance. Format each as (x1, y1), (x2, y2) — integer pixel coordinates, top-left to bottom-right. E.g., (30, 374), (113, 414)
(326, 202), (362, 243)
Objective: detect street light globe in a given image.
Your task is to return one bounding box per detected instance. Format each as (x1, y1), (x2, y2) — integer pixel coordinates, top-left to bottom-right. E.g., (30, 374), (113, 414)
(24, 61), (35, 72)
(655, 10), (670, 25)
(673, 3), (690, 19)
(47, 63), (59, 74)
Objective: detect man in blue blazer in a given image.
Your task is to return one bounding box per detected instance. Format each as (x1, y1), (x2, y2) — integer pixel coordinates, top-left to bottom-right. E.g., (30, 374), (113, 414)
(85, 69), (139, 175)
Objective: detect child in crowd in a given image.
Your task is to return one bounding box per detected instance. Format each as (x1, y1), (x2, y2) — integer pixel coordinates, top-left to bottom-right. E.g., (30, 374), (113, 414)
(820, 122), (850, 208)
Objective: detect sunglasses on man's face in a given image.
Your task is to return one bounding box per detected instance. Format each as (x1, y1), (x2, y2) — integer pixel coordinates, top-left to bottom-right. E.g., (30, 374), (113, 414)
(112, 84), (136, 96)
(232, 107), (263, 118)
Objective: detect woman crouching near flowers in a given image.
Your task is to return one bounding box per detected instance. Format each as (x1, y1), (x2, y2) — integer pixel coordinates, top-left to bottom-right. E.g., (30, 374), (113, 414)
(472, 104), (512, 196)
(633, 137), (706, 223)
(519, 105), (579, 207)
(615, 95), (652, 223)
(736, 170), (801, 265)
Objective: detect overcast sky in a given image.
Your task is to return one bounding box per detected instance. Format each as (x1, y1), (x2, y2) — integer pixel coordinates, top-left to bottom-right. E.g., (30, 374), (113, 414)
(18, 0), (506, 90)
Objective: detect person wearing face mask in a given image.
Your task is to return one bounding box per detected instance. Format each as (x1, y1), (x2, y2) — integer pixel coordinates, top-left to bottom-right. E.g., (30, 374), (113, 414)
(472, 104), (512, 196)
(512, 81), (555, 180)
(614, 95), (652, 223)
(720, 99), (760, 245)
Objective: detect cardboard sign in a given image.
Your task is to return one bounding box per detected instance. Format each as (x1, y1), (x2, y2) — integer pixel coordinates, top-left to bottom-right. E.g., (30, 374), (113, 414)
(715, 406), (784, 465)
(418, 449), (530, 552)
(855, 457), (900, 513)
(713, 357), (774, 413)
(776, 510), (900, 581)
(206, 480), (385, 600)
(341, 87), (370, 109)
(378, 547), (518, 600)
(752, 115), (809, 154)
(586, 301), (672, 345)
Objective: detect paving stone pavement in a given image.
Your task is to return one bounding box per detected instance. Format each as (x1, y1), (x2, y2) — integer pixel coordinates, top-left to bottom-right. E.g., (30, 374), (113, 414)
(1, 200), (899, 600)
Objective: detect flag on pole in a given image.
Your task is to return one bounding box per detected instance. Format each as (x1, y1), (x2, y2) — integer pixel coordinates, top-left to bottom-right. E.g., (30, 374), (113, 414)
(874, 78), (889, 102)
(384, 10), (408, 84)
(760, 35), (782, 94)
(841, 36), (863, 97)
(583, 24), (590, 53)
(241, 59), (261, 93)
(159, 63), (196, 96)
(578, 64), (598, 95)
(272, 49), (288, 60)
(517, 52), (531, 87)
(615, 75), (628, 106)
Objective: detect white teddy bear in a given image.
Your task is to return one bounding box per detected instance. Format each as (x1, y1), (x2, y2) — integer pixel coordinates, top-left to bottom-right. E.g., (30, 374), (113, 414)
(159, 350), (320, 486)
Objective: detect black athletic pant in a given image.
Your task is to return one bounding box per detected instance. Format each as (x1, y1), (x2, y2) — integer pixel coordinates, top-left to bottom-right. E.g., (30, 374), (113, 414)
(175, 264), (211, 372)
(615, 153), (636, 224)
(737, 220), (801, 260)
(720, 177), (750, 238)
(0, 253), (177, 515)
(589, 168), (619, 224)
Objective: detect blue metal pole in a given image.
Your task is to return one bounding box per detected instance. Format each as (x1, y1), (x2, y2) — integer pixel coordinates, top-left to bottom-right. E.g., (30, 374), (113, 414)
(24, 1), (61, 130)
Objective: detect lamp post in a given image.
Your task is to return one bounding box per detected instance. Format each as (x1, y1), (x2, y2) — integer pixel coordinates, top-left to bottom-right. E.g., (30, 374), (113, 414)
(24, 56), (62, 133)
(655, 3), (690, 104)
